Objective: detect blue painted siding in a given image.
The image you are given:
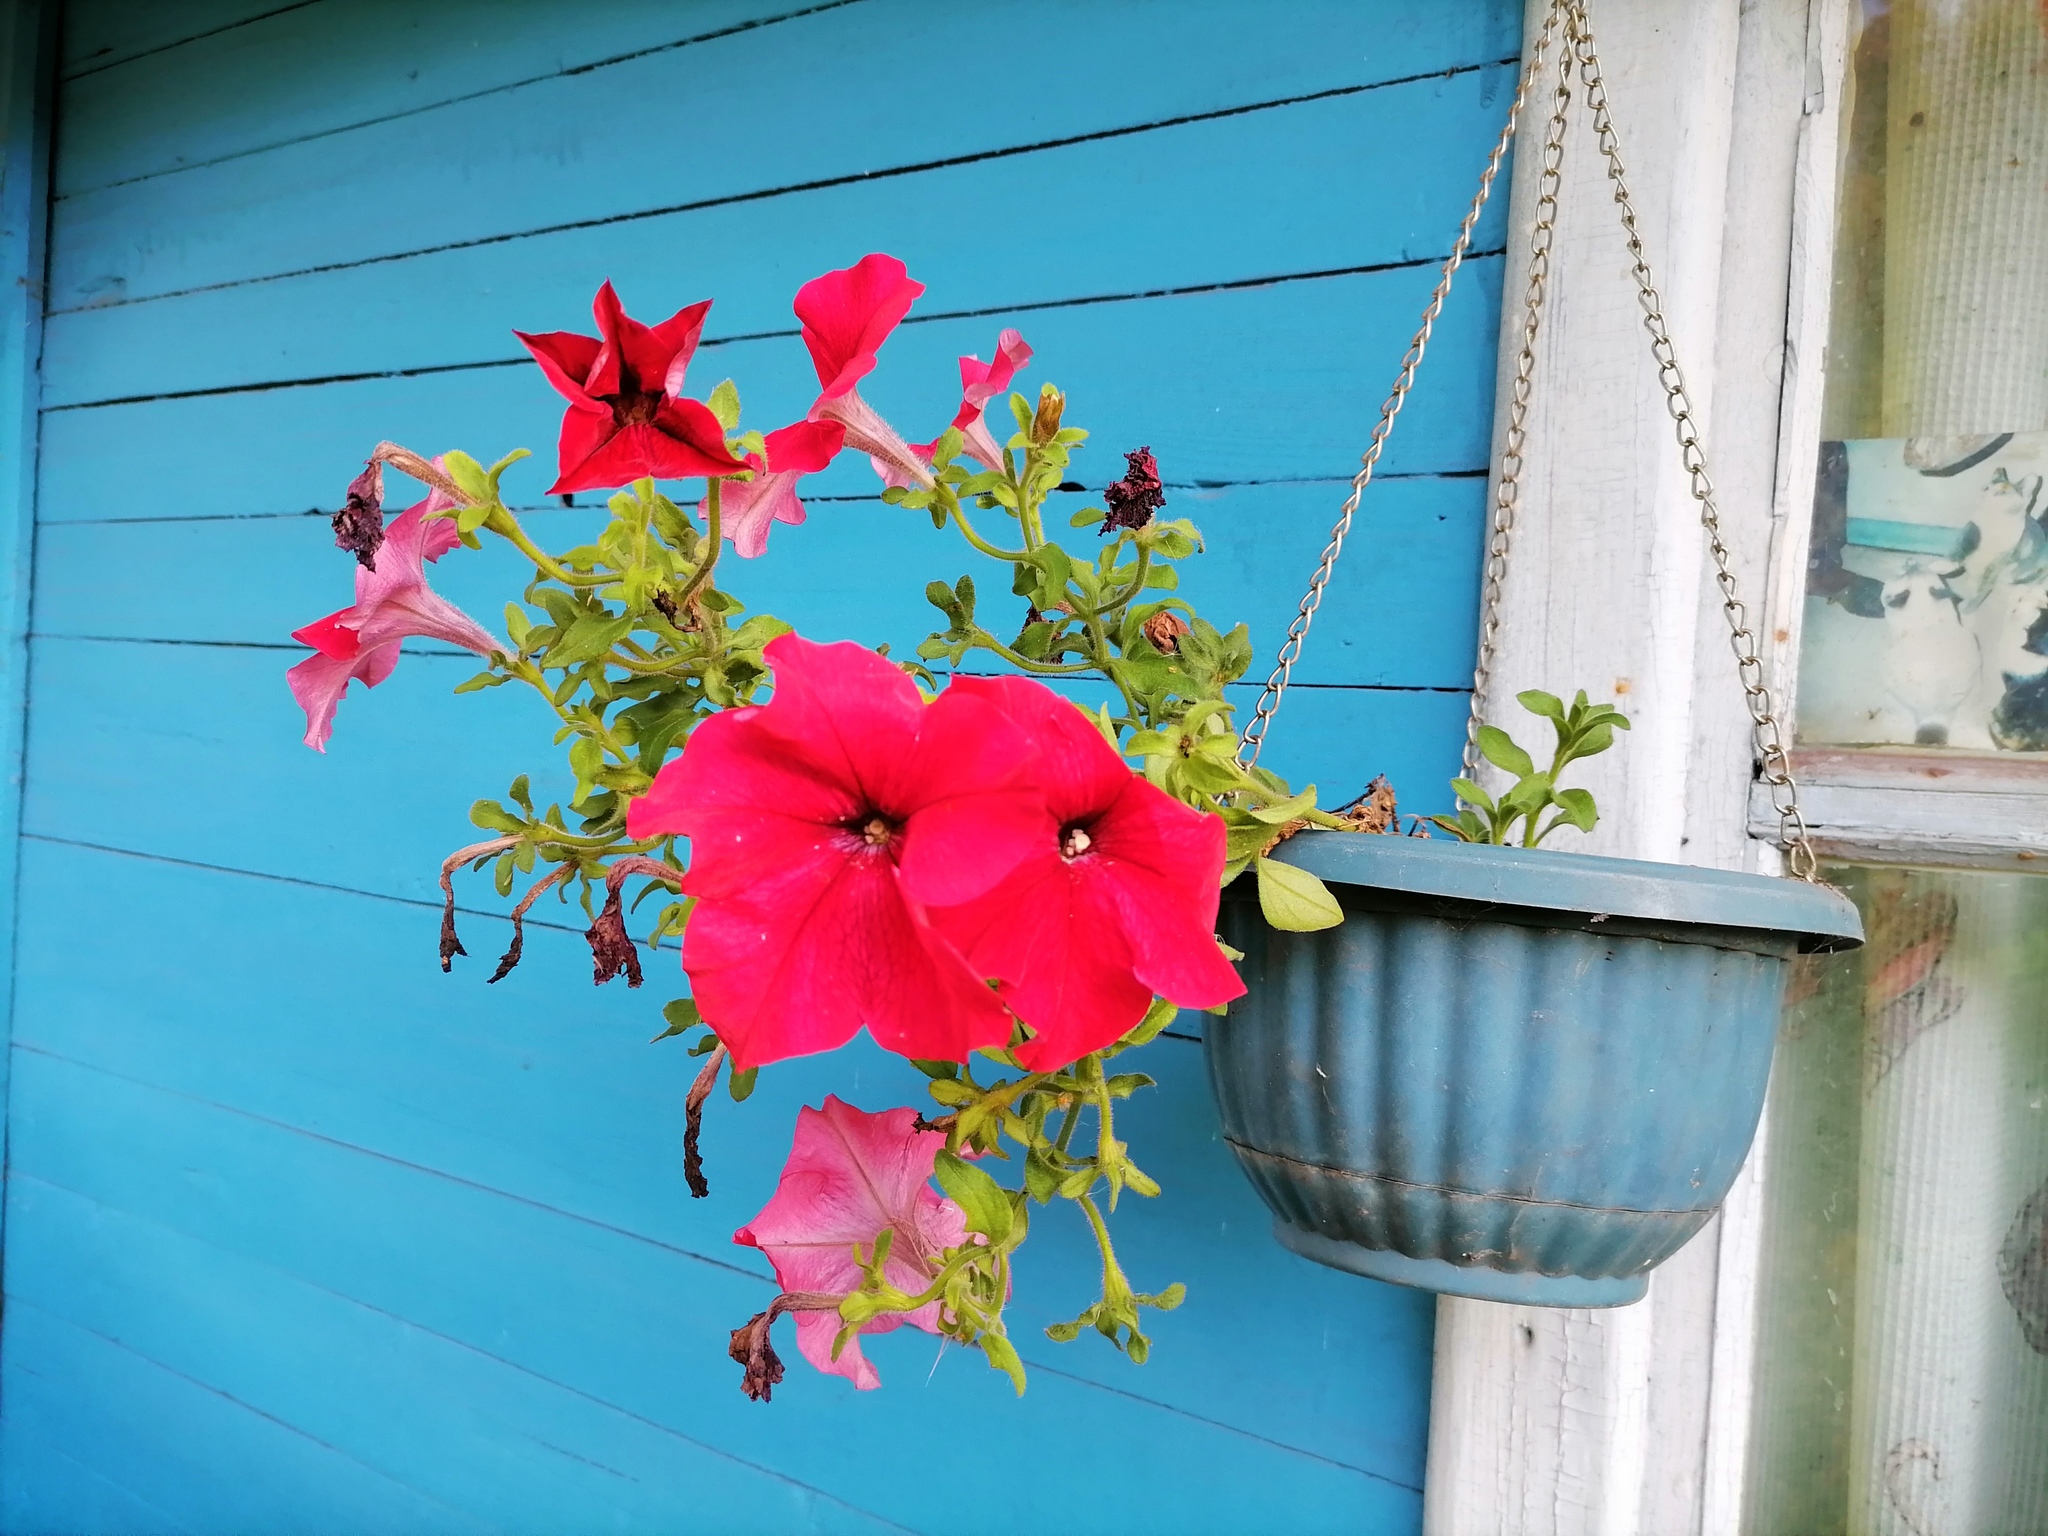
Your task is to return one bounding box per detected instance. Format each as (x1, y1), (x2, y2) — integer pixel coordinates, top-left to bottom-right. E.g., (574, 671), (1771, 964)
(3, 1), (1517, 1529)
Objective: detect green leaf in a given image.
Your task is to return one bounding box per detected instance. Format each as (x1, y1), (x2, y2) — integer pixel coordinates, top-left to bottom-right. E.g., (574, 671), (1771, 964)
(1255, 858), (1344, 932)
(908, 1058), (959, 1081)
(456, 501), (492, 534)
(979, 1332), (1027, 1396)
(551, 613), (634, 669)
(1069, 506), (1106, 529)
(1550, 786), (1598, 833)
(1476, 725), (1535, 779)
(706, 378), (741, 432)
(650, 998), (702, 1043)
(441, 450), (493, 505)
(1242, 788), (1318, 826)
(727, 1066), (758, 1102)
(1043, 1318), (1084, 1343)
(1517, 689), (1566, 721)
(1112, 996), (1179, 1053)
(469, 798), (524, 834)
(1449, 776), (1495, 812)
(1138, 1282), (1186, 1312)
(452, 669), (501, 694)
(933, 1150), (1013, 1244)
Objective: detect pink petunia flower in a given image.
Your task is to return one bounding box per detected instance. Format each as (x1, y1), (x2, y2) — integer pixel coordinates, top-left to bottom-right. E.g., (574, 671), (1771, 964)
(870, 328), (1036, 492)
(624, 635), (1044, 1068)
(287, 486), (505, 752)
(795, 255), (936, 492)
(516, 281), (747, 495)
(913, 675), (1245, 1070)
(734, 1096), (968, 1391)
(711, 419), (847, 559)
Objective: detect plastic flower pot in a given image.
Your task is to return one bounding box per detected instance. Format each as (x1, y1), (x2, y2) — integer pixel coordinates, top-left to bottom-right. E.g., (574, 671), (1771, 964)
(1205, 831), (1863, 1307)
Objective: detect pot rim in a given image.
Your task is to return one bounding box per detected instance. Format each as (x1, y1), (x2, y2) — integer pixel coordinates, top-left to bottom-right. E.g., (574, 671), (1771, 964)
(1268, 830), (1864, 953)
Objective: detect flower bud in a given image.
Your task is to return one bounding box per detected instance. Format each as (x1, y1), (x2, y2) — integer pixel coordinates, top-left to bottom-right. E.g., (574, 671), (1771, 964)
(1030, 384), (1065, 444)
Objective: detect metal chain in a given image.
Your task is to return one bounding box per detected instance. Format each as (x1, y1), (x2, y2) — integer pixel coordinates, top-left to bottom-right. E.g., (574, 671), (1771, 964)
(1463, 13), (1575, 781)
(1235, 0), (1569, 770)
(1563, 2), (1820, 880)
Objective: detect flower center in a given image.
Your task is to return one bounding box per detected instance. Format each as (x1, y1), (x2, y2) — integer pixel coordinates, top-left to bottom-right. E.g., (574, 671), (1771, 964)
(1060, 824), (1093, 859)
(609, 389), (664, 429)
(859, 815), (898, 848)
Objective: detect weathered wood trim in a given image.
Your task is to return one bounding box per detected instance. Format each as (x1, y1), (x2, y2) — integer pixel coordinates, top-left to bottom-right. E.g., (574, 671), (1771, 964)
(0, 0), (56, 1254)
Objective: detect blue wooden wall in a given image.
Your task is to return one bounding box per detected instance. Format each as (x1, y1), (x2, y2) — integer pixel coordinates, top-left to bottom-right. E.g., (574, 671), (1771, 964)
(0, 2), (1517, 1530)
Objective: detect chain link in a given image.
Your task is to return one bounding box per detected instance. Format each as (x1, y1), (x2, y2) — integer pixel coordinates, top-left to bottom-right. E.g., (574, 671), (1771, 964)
(1235, 1), (1568, 770)
(1563, 3), (1819, 879)
(1238, 0), (1821, 882)
(1464, 7), (1574, 781)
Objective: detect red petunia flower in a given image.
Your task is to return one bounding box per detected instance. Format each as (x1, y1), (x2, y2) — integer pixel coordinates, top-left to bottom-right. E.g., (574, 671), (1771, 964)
(287, 480), (504, 751)
(516, 281), (747, 495)
(871, 328), (1036, 492)
(711, 419), (847, 559)
(913, 676), (1244, 1070)
(734, 1096), (967, 1391)
(625, 635), (1044, 1069)
(795, 254), (935, 491)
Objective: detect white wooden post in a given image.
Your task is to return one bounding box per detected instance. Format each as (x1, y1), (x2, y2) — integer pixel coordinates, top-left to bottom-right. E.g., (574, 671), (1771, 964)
(1421, 2), (1849, 1530)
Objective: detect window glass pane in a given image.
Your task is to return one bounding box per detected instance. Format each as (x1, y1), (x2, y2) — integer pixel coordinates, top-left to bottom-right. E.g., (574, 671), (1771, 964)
(1744, 865), (2048, 1534)
(1797, 0), (2048, 752)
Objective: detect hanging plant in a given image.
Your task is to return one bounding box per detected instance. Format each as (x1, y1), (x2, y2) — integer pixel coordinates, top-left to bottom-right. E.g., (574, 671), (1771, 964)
(286, 255), (1356, 1399)
(1202, 0), (1863, 1310)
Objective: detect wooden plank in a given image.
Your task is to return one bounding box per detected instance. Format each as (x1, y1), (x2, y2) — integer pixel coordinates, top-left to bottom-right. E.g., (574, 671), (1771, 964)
(0, 1301), (496, 1533)
(9, 923), (1434, 1517)
(18, 639), (1465, 903)
(0, 1417), (194, 1536)
(46, 0), (1519, 312)
(30, 477), (1485, 688)
(43, 69), (1516, 402)
(5, 1177), (915, 1533)
(39, 260), (1507, 505)
(55, 0), (817, 195)
(57, 0), (303, 77)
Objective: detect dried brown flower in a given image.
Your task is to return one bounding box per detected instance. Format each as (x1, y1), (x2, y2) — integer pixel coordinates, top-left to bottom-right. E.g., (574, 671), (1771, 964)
(1103, 447), (1165, 534)
(332, 461), (386, 568)
(1141, 611), (1191, 654)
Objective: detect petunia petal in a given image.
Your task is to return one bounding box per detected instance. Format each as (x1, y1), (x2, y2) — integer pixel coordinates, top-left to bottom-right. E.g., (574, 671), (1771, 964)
(547, 403), (621, 495)
(513, 329), (603, 403)
(287, 640), (401, 752)
(795, 253), (924, 399)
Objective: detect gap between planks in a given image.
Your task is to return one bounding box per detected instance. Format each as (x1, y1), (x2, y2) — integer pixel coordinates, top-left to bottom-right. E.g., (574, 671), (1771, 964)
(43, 248), (1507, 412)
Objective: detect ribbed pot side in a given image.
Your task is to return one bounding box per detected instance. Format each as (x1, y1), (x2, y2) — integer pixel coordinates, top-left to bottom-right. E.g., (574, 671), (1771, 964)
(1207, 873), (1796, 1308)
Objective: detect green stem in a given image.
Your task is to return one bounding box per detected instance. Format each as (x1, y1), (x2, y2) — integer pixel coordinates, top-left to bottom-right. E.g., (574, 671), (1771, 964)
(485, 505), (609, 588)
(968, 628), (1096, 676)
(670, 478), (724, 612)
(1076, 1193), (1129, 1298)
(949, 492), (1029, 563)
(1086, 547), (1151, 619)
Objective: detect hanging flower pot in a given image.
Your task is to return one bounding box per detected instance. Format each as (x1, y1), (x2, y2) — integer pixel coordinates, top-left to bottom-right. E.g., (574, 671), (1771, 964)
(1206, 831), (1861, 1307)
(1206, 1), (1866, 1305)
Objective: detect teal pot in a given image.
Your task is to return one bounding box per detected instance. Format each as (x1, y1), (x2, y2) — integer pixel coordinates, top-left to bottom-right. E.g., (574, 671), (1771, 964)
(1207, 833), (1862, 1307)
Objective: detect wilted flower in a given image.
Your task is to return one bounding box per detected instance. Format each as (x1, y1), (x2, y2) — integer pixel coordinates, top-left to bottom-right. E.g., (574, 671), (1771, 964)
(288, 487), (504, 751)
(1103, 446), (1165, 533)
